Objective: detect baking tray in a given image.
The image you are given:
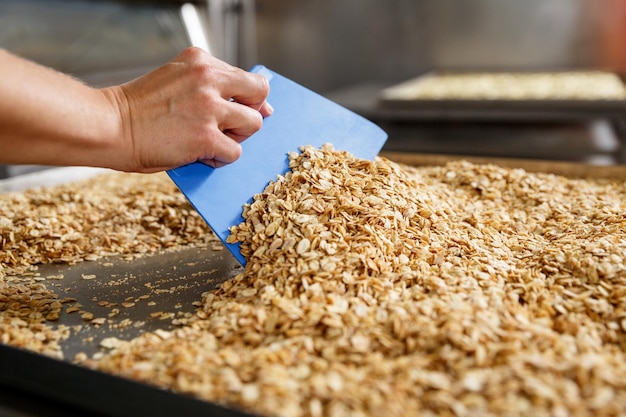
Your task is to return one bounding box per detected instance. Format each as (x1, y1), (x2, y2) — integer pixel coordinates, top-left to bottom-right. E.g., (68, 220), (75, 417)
(376, 71), (626, 121)
(0, 343), (254, 417)
(2, 155), (626, 416)
(0, 245), (257, 417)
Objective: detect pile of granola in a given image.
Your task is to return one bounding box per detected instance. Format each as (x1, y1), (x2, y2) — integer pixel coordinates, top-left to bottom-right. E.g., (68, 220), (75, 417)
(89, 145), (626, 416)
(2, 145), (626, 416)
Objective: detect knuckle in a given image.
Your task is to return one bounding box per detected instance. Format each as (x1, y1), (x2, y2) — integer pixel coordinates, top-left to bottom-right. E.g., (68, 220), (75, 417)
(250, 110), (264, 131)
(179, 46), (205, 61)
(256, 74), (270, 96)
(198, 90), (221, 108)
(191, 63), (218, 84)
(230, 143), (243, 161)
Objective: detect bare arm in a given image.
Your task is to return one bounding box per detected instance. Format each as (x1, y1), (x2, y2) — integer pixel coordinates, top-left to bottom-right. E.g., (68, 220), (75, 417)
(0, 47), (271, 172)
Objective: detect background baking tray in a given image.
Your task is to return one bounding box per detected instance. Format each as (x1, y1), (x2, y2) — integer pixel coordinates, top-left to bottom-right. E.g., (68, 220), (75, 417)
(2, 155), (626, 417)
(376, 71), (626, 121)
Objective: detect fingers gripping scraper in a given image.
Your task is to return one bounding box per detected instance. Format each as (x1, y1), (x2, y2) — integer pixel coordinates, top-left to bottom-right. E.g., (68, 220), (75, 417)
(167, 66), (388, 265)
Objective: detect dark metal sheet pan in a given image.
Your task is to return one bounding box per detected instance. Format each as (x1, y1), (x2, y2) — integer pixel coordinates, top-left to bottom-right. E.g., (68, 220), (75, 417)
(0, 343), (255, 417)
(376, 71), (626, 121)
(0, 245), (257, 417)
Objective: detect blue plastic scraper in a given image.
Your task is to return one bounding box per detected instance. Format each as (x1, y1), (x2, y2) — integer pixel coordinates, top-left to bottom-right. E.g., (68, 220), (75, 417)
(167, 66), (388, 265)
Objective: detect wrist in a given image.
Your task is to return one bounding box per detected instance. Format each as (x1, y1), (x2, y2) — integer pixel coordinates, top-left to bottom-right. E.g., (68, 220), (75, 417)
(96, 86), (134, 171)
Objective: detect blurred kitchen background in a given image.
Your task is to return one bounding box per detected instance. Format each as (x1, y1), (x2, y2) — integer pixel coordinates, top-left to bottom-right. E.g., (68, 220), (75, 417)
(1, 0), (625, 180)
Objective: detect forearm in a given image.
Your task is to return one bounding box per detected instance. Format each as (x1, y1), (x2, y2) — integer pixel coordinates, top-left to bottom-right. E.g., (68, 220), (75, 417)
(0, 47), (271, 173)
(0, 49), (124, 168)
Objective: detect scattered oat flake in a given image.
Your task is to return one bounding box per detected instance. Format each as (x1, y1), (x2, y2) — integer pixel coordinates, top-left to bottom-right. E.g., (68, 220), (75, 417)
(100, 337), (128, 350)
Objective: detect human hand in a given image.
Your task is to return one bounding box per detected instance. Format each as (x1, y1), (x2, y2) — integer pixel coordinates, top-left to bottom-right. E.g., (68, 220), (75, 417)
(103, 47), (272, 172)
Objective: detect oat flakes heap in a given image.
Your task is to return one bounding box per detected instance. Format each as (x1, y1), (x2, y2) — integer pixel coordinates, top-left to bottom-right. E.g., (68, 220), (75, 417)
(0, 173), (214, 357)
(87, 144), (626, 417)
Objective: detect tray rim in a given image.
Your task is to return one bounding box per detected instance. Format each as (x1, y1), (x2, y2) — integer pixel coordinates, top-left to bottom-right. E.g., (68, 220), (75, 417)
(0, 343), (257, 417)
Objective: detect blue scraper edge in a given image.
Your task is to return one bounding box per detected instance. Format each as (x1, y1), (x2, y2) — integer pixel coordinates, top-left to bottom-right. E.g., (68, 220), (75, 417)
(167, 66), (388, 265)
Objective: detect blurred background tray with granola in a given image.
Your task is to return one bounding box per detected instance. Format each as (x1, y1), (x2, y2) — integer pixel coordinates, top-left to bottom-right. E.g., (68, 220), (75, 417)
(376, 70), (626, 120)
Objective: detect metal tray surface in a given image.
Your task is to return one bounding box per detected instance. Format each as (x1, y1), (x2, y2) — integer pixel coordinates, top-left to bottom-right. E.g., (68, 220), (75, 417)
(0, 245), (257, 417)
(45, 245), (240, 359)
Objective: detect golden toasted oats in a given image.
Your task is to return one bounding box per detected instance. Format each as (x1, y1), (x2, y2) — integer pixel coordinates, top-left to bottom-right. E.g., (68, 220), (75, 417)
(3, 146), (626, 416)
(82, 145), (626, 416)
(0, 172), (215, 358)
